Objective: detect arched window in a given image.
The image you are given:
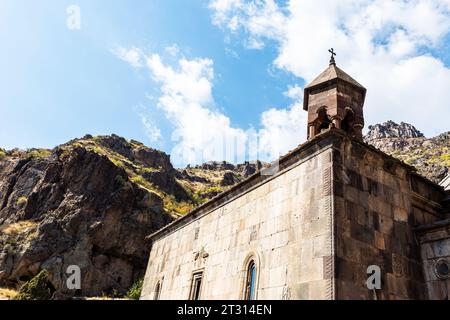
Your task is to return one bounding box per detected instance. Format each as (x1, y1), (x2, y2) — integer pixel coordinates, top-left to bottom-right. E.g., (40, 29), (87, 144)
(316, 107), (332, 133)
(245, 260), (257, 300)
(154, 281), (161, 300)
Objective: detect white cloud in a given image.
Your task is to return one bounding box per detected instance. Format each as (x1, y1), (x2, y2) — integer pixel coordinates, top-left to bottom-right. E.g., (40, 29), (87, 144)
(145, 54), (250, 165)
(284, 84), (303, 102)
(259, 103), (306, 159)
(209, 0), (450, 136)
(115, 48), (304, 165)
(139, 112), (163, 144)
(165, 44), (180, 57)
(111, 46), (143, 68)
(210, 0), (286, 49)
(113, 1), (450, 166)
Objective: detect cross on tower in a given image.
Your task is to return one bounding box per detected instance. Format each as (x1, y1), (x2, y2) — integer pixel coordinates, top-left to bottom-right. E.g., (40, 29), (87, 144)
(329, 48), (336, 65)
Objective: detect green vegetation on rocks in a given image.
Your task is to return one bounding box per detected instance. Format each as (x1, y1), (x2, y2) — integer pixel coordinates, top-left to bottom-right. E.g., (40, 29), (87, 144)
(126, 278), (144, 300)
(16, 196), (28, 207)
(365, 122), (449, 183)
(26, 149), (52, 159)
(14, 270), (54, 300)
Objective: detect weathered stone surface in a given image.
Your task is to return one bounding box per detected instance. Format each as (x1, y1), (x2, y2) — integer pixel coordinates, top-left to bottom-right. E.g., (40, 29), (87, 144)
(0, 146), (172, 297)
(334, 136), (445, 300)
(142, 147), (335, 300)
(141, 129), (448, 300)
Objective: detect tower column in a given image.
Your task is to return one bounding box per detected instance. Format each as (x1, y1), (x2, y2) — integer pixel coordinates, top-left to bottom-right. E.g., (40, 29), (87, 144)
(309, 125), (316, 139)
(332, 117), (342, 129)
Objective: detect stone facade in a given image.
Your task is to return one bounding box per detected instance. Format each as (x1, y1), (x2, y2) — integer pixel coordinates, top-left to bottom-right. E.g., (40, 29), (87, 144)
(141, 130), (449, 300)
(141, 61), (450, 300)
(142, 137), (336, 300)
(333, 137), (446, 299)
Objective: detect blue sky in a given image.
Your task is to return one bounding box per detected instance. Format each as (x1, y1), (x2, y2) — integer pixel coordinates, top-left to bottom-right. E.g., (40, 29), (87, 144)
(1, 0), (450, 166)
(0, 1), (295, 152)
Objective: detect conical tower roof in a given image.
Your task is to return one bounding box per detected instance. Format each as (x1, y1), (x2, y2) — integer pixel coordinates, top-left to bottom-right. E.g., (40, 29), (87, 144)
(303, 63), (366, 111)
(305, 64), (365, 90)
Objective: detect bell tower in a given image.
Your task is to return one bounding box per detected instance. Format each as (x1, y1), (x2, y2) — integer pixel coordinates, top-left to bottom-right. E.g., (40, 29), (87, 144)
(303, 49), (367, 140)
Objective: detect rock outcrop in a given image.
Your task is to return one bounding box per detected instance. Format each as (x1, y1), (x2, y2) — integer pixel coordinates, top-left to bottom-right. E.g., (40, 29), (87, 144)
(365, 121), (424, 141)
(0, 137), (174, 298)
(176, 160), (268, 204)
(220, 171), (240, 187)
(364, 121), (449, 183)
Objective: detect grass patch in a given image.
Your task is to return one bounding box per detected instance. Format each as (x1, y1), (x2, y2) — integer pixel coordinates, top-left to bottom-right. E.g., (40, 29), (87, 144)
(131, 175), (154, 192)
(26, 149), (51, 159)
(0, 220), (38, 236)
(441, 153), (450, 166)
(200, 186), (222, 195)
(0, 288), (18, 300)
(126, 278), (144, 300)
(109, 157), (125, 168)
(162, 193), (195, 216)
(16, 196), (28, 207)
(14, 270), (54, 300)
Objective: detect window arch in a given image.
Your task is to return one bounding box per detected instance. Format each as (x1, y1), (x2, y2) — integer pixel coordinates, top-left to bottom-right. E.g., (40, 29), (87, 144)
(154, 281), (162, 300)
(244, 260), (257, 300)
(316, 106), (332, 133)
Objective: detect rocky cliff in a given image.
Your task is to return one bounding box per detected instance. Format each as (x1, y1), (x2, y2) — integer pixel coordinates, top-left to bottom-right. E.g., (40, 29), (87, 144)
(0, 135), (265, 298)
(364, 121), (449, 183)
(0, 136), (176, 298)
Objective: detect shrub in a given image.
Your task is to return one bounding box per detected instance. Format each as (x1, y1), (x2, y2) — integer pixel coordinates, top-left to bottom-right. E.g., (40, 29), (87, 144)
(14, 270), (54, 300)
(111, 158), (125, 169)
(91, 146), (105, 155)
(131, 175), (154, 191)
(126, 278), (144, 300)
(16, 196), (28, 207)
(441, 153), (450, 165)
(184, 189), (203, 205)
(26, 149), (51, 159)
(0, 149), (6, 158)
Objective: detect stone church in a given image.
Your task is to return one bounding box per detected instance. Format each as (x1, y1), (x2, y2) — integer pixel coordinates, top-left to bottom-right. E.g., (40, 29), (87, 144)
(141, 54), (450, 300)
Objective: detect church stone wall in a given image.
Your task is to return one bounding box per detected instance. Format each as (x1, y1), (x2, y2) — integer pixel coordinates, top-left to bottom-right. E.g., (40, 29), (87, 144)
(417, 226), (450, 300)
(333, 137), (444, 300)
(141, 146), (335, 300)
(141, 130), (447, 300)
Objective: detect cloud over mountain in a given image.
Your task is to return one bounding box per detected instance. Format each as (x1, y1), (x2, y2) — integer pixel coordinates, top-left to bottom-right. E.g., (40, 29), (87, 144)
(209, 0), (450, 137)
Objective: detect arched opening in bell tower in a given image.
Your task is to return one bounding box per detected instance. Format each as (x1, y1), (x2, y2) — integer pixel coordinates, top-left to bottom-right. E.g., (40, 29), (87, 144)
(316, 107), (332, 134)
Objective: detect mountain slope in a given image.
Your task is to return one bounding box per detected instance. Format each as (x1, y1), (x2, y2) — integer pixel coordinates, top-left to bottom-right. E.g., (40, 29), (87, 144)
(0, 138), (174, 297)
(0, 135), (264, 298)
(364, 121), (449, 183)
